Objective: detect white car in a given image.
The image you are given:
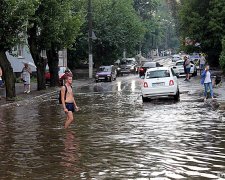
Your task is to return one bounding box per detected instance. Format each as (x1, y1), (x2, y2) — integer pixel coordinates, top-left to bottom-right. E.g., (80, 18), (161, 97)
(172, 54), (182, 62)
(141, 67), (180, 102)
(172, 60), (197, 77)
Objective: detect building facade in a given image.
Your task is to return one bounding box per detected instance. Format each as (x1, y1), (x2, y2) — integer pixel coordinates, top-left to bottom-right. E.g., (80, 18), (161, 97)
(7, 44), (67, 74)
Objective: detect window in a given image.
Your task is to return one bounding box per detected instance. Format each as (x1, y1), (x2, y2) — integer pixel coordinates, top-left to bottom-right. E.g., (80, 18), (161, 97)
(146, 70), (170, 79)
(18, 44), (24, 58)
(41, 50), (47, 58)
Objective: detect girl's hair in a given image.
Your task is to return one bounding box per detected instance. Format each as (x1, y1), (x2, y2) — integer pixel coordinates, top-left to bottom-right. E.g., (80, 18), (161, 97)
(65, 73), (73, 80)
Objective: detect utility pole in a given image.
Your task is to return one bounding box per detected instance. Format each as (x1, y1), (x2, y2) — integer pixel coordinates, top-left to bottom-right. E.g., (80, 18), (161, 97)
(88, 0), (93, 78)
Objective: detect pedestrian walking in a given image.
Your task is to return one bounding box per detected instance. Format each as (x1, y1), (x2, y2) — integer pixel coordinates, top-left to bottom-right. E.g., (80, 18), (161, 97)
(199, 53), (206, 70)
(183, 56), (191, 81)
(21, 63), (32, 93)
(61, 74), (79, 129)
(201, 65), (214, 101)
(0, 66), (3, 88)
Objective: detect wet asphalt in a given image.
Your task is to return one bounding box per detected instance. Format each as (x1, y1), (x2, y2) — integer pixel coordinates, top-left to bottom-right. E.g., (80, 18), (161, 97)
(0, 58), (225, 180)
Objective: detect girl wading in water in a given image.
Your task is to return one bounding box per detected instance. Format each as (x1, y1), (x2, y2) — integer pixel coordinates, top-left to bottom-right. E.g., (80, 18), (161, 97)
(201, 65), (214, 101)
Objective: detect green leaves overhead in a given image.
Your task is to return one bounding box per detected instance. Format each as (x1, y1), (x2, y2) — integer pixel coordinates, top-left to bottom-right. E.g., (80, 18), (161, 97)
(178, 0), (225, 66)
(93, 0), (145, 51)
(35, 0), (84, 50)
(0, 0), (39, 51)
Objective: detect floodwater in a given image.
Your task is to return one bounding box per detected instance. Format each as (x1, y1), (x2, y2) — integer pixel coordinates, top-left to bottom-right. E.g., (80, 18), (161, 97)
(0, 75), (225, 180)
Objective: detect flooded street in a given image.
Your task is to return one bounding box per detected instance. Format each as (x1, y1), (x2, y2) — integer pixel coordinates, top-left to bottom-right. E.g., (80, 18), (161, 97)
(1, 73), (225, 179)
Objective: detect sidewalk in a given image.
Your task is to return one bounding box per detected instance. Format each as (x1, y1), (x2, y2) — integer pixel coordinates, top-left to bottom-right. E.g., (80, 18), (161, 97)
(0, 82), (57, 107)
(0, 78), (95, 107)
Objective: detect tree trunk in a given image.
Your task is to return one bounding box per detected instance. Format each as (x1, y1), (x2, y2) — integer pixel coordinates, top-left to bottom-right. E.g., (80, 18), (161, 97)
(47, 46), (59, 87)
(27, 22), (46, 90)
(0, 51), (16, 100)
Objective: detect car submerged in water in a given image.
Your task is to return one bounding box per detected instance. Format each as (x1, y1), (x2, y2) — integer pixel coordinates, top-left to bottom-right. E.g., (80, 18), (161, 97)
(95, 65), (117, 82)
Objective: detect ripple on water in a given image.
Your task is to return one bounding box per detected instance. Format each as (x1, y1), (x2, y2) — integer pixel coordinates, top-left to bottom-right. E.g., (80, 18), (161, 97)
(0, 90), (225, 179)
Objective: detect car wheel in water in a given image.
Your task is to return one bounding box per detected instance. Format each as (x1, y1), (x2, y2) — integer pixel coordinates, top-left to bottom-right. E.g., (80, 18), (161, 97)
(95, 80), (98, 83)
(192, 69), (197, 76)
(142, 96), (149, 102)
(174, 90), (180, 101)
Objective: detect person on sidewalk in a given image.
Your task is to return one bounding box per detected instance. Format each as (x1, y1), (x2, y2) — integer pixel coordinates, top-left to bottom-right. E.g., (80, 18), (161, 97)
(61, 74), (79, 129)
(201, 65), (214, 101)
(21, 63), (32, 93)
(183, 56), (191, 81)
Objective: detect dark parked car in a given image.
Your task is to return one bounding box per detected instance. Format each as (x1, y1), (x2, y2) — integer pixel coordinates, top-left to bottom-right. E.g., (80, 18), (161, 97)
(139, 62), (162, 77)
(118, 58), (138, 76)
(95, 65), (117, 82)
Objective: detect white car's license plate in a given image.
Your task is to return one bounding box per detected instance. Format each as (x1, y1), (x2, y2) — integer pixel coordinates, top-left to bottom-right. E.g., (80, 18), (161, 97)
(152, 82), (165, 87)
(99, 77), (105, 79)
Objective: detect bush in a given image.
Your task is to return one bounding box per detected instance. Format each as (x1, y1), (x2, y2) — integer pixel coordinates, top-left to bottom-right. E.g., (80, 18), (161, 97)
(219, 38), (225, 72)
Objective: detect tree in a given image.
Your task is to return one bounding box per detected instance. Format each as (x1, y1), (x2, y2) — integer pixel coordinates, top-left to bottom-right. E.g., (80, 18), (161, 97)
(0, 0), (38, 100)
(219, 38), (225, 72)
(133, 0), (159, 56)
(178, 0), (225, 66)
(27, 0), (83, 89)
(93, 0), (145, 64)
(68, 0), (146, 68)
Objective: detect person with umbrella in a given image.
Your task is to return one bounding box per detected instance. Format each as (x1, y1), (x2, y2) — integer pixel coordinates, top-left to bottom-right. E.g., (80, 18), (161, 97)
(21, 63), (32, 93)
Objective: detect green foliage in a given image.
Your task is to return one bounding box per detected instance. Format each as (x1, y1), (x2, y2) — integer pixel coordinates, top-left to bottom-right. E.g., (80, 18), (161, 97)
(69, 0), (147, 67)
(0, 0), (39, 51)
(219, 38), (225, 72)
(93, 0), (145, 54)
(133, 0), (159, 20)
(178, 0), (225, 66)
(35, 0), (84, 51)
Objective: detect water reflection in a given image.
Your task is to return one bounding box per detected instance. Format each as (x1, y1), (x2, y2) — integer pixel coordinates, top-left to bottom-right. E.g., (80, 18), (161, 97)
(60, 130), (82, 178)
(131, 80), (136, 92)
(117, 81), (122, 92)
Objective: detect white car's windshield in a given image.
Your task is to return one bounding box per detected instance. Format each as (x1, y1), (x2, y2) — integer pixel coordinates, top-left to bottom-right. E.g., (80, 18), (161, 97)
(146, 70), (170, 79)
